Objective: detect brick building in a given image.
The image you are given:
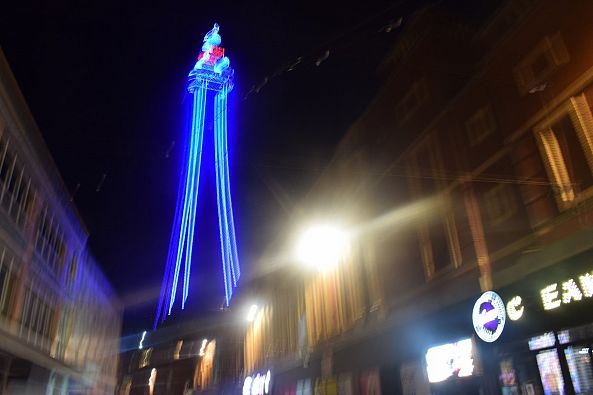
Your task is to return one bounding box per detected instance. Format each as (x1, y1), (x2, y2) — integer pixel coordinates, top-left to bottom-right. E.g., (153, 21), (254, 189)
(242, 1), (593, 394)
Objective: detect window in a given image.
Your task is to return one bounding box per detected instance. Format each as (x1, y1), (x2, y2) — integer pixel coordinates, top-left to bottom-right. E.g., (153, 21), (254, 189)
(513, 32), (569, 95)
(396, 79), (429, 124)
(484, 183), (517, 225)
(466, 105), (496, 146)
(406, 137), (462, 279)
(67, 256), (77, 291)
(0, 137), (14, 192)
(391, 28), (429, 66)
(0, 266), (15, 318)
(35, 206), (67, 276)
(564, 345), (593, 394)
(0, 133), (36, 231)
(535, 95), (593, 210)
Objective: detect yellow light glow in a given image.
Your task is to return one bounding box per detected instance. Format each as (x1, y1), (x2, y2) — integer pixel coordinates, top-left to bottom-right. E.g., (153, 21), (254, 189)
(506, 296), (524, 321)
(199, 338), (208, 356)
(174, 340), (183, 360)
(148, 368), (157, 395)
(541, 283), (561, 310)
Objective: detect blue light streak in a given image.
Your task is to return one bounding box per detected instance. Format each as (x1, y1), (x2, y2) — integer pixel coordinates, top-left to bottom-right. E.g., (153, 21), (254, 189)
(168, 85), (206, 315)
(214, 91), (230, 304)
(154, 92), (194, 328)
(154, 23), (241, 326)
(214, 84), (241, 304)
(220, 89), (241, 286)
(183, 84), (207, 308)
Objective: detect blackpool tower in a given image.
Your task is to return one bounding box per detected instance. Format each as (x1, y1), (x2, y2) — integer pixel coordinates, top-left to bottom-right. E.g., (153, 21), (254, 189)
(155, 23), (240, 328)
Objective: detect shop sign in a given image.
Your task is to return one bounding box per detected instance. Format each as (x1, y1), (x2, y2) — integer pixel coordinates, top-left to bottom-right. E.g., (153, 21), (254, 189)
(425, 338), (475, 383)
(472, 291), (506, 342)
(540, 271), (593, 310)
(243, 370), (271, 395)
(506, 295), (524, 321)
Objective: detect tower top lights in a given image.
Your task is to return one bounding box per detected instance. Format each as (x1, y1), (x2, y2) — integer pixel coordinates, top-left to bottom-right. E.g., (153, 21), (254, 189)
(188, 23), (234, 93)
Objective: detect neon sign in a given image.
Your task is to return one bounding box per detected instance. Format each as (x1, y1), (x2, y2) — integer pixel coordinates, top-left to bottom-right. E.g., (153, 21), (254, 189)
(243, 371), (271, 395)
(472, 291), (506, 342)
(426, 338), (475, 383)
(506, 296), (524, 321)
(540, 270), (593, 310)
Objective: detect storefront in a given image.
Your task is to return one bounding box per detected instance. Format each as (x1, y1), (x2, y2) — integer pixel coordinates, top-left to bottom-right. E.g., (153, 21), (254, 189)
(272, 349), (385, 395)
(392, 247), (593, 395)
(490, 248), (593, 395)
(271, 247), (593, 395)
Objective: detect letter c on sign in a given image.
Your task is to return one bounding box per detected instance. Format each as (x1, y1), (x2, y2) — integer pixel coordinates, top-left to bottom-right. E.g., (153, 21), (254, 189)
(506, 296), (524, 321)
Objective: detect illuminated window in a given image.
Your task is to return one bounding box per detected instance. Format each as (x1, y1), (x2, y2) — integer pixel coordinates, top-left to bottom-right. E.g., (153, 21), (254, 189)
(466, 105), (496, 146)
(565, 345), (593, 393)
(528, 332), (556, 351)
(483, 183), (516, 225)
(395, 79), (429, 124)
(148, 368), (157, 395)
(139, 348), (152, 368)
(536, 349), (565, 394)
(513, 32), (569, 95)
(535, 95), (593, 210)
(174, 340), (183, 360)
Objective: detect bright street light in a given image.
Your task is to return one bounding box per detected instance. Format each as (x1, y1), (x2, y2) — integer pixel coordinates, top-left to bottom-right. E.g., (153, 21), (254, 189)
(199, 338), (208, 356)
(246, 304), (258, 322)
(296, 224), (349, 271)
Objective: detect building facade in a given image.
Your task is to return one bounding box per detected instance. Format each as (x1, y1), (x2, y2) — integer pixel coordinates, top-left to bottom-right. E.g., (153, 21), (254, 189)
(116, 314), (243, 395)
(0, 50), (121, 394)
(243, 0), (593, 394)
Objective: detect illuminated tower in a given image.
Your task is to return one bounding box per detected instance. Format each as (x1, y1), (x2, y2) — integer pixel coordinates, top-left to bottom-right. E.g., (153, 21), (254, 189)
(155, 23), (240, 327)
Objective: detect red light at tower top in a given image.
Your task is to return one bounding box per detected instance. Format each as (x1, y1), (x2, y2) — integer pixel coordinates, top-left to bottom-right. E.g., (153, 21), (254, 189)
(191, 23), (231, 77)
(197, 46), (225, 67)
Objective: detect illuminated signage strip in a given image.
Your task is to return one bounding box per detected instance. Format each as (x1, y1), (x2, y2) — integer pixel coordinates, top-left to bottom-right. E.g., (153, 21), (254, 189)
(243, 371), (271, 395)
(425, 338), (475, 383)
(541, 270), (593, 310)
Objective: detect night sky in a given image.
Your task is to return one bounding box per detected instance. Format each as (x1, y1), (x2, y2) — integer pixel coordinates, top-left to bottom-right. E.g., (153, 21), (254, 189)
(1, 0), (490, 334)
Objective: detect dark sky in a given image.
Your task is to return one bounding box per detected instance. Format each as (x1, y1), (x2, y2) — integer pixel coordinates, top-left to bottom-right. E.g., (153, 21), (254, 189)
(0, 0), (487, 334)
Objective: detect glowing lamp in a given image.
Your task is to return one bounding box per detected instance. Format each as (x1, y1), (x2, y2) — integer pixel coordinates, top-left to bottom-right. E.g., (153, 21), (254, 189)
(247, 304), (258, 322)
(297, 225), (349, 270)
